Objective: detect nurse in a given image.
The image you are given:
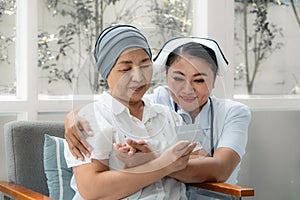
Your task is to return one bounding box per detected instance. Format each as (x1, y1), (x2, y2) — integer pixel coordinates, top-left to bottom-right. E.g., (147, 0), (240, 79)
(150, 37), (251, 186)
(64, 24), (197, 200)
(65, 36), (251, 186)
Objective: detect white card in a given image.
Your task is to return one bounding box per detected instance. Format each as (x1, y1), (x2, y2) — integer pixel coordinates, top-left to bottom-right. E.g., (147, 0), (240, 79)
(176, 124), (205, 144)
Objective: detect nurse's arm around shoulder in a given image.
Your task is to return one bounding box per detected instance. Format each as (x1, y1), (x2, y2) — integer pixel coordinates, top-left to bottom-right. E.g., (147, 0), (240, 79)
(170, 147), (241, 183)
(169, 103), (251, 183)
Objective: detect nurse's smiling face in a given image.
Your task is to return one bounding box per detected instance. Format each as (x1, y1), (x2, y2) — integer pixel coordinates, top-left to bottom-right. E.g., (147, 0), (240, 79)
(167, 54), (215, 120)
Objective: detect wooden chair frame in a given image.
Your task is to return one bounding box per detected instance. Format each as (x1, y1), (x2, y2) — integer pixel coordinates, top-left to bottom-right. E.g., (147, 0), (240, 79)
(0, 181), (254, 200)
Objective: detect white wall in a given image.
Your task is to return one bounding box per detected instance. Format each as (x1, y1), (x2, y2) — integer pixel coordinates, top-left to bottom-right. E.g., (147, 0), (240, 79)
(238, 110), (300, 200)
(192, 0), (235, 98)
(0, 115), (17, 181)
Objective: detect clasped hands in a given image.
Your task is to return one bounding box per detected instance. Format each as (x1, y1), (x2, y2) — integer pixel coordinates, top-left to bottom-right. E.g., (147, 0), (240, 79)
(113, 138), (156, 168)
(64, 112), (197, 171)
(114, 138), (197, 169)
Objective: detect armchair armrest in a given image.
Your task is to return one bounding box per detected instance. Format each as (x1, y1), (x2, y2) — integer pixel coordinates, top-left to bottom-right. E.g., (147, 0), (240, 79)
(190, 182), (254, 199)
(1, 181), (254, 200)
(0, 181), (53, 200)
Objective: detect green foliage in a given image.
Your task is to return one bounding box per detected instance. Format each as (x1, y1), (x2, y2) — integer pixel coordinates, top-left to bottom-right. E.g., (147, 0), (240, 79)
(0, 0), (16, 64)
(152, 0), (191, 34)
(0, 0), (16, 18)
(150, 0), (191, 44)
(38, 29), (75, 86)
(0, 0), (16, 95)
(40, 0), (191, 93)
(0, 32), (13, 64)
(39, 0), (100, 89)
(0, 0), (192, 94)
(250, 3), (284, 61)
(234, 1), (284, 94)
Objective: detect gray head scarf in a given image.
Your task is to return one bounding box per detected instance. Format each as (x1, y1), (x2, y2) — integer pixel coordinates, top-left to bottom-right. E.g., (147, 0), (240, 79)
(94, 24), (152, 80)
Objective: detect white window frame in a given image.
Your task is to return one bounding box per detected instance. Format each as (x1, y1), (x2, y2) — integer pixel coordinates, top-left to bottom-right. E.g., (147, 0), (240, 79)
(194, 0), (300, 111)
(0, 0), (76, 120)
(1, 0), (300, 121)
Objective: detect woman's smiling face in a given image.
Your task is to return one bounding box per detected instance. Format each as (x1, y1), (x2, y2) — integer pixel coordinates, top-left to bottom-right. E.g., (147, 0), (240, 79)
(107, 48), (153, 105)
(167, 54), (215, 118)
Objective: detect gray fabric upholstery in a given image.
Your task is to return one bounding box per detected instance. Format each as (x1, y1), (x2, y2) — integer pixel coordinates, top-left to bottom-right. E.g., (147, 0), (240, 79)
(4, 120), (65, 196)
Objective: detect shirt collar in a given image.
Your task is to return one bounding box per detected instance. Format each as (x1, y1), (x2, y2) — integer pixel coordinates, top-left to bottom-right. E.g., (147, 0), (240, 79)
(175, 97), (212, 129)
(102, 91), (128, 115)
(197, 99), (211, 129)
(102, 91), (162, 120)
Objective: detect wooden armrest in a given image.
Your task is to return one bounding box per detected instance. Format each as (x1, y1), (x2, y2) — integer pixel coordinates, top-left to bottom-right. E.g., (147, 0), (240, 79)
(190, 182), (254, 197)
(0, 181), (254, 200)
(0, 181), (53, 200)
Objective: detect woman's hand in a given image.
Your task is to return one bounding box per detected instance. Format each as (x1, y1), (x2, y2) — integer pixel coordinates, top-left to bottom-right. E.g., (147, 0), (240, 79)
(64, 107), (94, 160)
(114, 138), (157, 168)
(158, 140), (197, 173)
(121, 140), (197, 175)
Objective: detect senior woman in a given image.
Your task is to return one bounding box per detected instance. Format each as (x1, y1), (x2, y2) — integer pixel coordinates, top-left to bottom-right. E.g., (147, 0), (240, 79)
(64, 24), (196, 200)
(65, 36), (251, 188)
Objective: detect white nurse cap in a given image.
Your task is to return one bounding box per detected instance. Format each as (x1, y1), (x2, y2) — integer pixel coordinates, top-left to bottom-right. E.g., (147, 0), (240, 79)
(153, 37), (229, 76)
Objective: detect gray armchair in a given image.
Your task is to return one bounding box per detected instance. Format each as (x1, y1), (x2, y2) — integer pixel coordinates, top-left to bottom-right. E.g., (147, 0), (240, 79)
(1, 120), (64, 199)
(0, 120), (254, 200)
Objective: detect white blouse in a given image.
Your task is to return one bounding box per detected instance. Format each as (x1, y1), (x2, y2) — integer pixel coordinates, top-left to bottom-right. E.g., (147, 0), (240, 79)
(64, 91), (188, 200)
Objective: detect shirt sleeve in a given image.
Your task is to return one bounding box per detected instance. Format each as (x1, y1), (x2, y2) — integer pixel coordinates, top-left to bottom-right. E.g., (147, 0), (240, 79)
(217, 102), (251, 159)
(64, 102), (114, 168)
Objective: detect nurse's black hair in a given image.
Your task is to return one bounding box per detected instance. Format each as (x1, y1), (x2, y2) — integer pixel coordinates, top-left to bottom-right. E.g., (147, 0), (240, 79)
(165, 42), (218, 77)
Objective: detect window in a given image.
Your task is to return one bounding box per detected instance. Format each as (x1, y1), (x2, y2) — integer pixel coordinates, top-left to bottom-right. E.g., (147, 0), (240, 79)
(234, 1), (300, 95)
(233, 0), (300, 109)
(37, 0), (194, 96)
(0, 0), (197, 121)
(1, 0), (299, 119)
(0, 0), (16, 96)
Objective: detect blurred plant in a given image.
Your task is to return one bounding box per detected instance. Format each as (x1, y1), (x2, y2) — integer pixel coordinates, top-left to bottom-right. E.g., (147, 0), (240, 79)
(275, 0), (300, 27)
(0, 0), (16, 17)
(0, 82), (16, 94)
(0, 0), (16, 95)
(40, 0), (158, 93)
(0, 32), (13, 64)
(38, 25), (76, 86)
(41, 0), (192, 94)
(150, 0), (192, 47)
(290, 73), (300, 94)
(40, 0), (111, 93)
(0, 0), (16, 64)
(235, 0), (284, 94)
(290, 0), (300, 27)
(0, 0), (192, 94)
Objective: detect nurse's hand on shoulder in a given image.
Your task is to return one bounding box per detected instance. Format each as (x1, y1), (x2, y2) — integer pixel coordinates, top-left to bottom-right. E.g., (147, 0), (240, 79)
(64, 107), (93, 161)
